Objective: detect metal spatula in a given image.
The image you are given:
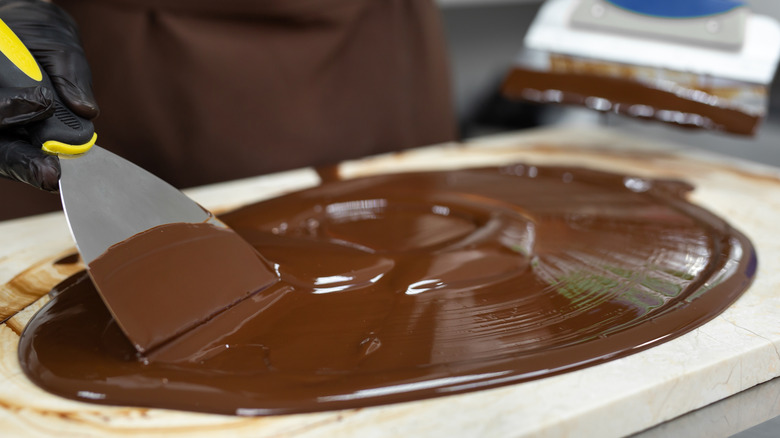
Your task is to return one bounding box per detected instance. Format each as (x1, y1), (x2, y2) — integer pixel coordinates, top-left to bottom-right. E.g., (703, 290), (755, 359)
(58, 146), (215, 264)
(58, 145), (279, 354)
(1, 18), (277, 354)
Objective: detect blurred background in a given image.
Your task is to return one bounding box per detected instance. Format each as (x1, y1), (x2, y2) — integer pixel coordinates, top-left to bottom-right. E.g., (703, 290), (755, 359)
(438, 0), (780, 167)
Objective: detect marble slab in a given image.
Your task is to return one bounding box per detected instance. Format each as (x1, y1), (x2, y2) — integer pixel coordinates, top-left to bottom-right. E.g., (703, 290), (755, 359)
(1, 126), (780, 437)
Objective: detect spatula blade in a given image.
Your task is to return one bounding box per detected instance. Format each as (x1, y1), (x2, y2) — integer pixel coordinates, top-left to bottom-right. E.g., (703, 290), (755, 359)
(58, 145), (210, 264)
(58, 145), (278, 354)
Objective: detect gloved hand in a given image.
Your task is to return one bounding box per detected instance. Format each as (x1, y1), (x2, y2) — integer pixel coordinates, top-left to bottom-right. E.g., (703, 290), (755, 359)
(0, 0), (98, 191)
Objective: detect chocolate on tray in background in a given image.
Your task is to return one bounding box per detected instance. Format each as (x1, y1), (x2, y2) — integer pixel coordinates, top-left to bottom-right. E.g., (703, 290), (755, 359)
(504, 0), (780, 135)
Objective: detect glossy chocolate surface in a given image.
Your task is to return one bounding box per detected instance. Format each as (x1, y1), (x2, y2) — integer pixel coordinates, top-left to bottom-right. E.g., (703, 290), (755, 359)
(88, 222), (278, 353)
(502, 68), (761, 135)
(18, 165), (756, 415)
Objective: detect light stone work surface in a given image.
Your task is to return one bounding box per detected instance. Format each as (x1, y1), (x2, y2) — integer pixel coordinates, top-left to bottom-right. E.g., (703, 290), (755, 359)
(1, 127), (779, 437)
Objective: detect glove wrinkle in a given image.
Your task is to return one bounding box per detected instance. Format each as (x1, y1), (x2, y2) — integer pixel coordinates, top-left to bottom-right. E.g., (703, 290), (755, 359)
(0, 85), (53, 127)
(50, 73), (99, 118)
(31, 153), (60, 192)
(0, 134), (61, 192)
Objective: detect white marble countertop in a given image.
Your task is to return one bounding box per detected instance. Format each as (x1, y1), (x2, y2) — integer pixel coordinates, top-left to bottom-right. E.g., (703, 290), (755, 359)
(1, 126), (780, 437)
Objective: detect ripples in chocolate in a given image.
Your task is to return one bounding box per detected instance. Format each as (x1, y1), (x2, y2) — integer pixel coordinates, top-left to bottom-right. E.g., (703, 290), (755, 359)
(18, 165), (755, 415)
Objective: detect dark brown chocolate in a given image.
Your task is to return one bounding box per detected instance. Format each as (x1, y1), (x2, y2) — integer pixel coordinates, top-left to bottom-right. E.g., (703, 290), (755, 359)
(502, 67), (761, 135)
(88, 223), (278, 353)
(53, 253), (80, 265)
(18, 165), (756, 416)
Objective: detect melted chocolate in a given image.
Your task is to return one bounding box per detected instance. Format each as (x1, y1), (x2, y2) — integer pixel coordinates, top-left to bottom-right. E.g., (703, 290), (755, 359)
(18, 165), (756, 415)
(88, 223), (278, 353)
(53, 253), (80, 265)
(502, 68), (761, 135)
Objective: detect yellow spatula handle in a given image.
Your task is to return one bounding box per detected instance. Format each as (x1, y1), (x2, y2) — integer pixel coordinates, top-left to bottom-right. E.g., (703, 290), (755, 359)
(0, 18), (96, 155)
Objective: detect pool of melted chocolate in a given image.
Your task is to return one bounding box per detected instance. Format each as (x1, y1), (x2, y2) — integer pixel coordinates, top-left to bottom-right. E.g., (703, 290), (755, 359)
(18, 165), (756, 416)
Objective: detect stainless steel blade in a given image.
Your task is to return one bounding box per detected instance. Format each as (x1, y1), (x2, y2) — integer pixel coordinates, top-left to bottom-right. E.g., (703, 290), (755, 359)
(58, 145), (211, 264)
(57, 144), (277, 354)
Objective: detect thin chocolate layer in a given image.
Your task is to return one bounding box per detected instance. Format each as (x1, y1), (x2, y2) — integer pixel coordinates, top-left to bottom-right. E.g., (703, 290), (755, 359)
(88, 223), (278, 353)
(18, 165), (756, 415)
(502, 67), (762, 135)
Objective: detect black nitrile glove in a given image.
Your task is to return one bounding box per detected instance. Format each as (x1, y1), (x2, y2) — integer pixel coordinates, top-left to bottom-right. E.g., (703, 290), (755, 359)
(0, 0), (98, 191)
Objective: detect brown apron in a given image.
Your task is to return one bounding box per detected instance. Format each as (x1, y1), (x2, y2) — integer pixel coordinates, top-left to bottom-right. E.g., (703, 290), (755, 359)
(2, 0), (455, 220)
